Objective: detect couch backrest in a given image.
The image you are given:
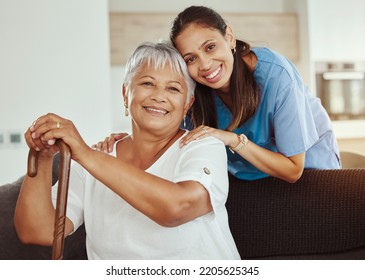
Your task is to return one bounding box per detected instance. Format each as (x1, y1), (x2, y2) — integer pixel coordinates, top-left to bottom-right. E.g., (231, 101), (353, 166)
(226, 169), (365, 259)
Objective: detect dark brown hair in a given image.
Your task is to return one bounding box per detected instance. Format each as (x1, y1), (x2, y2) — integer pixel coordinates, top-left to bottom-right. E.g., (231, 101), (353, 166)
(170, 6), (258, 131)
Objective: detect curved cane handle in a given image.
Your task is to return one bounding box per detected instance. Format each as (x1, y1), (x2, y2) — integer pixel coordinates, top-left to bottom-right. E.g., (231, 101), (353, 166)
(27, 148), (39, 177)
(27, 140), (72, 260)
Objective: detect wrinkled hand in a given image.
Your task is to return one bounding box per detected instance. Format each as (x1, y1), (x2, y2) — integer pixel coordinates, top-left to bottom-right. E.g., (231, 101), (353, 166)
(27, 113), (89, 162)
(179, 125), (238, 148)
(25, 119), (59, 159)
(91, 132), (128, 153)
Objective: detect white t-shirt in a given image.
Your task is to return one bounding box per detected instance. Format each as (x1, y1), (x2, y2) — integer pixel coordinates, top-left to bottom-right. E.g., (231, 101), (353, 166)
(52, 132), (240, 260)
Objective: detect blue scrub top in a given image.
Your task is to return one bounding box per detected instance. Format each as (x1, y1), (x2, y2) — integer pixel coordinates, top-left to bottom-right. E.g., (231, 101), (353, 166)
(214, 48), (341, 180)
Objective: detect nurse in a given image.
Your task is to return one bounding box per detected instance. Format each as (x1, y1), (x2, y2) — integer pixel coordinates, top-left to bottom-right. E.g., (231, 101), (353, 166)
(171, 5), (341, 183)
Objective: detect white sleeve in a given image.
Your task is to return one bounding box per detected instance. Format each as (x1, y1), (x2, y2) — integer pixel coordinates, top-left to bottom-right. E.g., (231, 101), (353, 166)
(173, 136), (229, 220)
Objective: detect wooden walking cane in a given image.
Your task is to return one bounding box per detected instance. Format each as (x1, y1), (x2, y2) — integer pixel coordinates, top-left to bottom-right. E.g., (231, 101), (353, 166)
(27, 139), (71, 260)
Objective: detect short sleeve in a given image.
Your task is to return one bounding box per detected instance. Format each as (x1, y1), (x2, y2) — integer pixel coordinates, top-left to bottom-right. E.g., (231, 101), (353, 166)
(173, 136), (229, 220)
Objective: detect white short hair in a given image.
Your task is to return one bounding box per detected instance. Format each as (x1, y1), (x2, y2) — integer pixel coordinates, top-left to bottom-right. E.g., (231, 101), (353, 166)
(123, 41), (195, 104)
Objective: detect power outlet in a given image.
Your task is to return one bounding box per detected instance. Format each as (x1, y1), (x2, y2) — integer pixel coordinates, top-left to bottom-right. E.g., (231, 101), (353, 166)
(0, 131), (23, 147)
(0, 132), (4, 146)
(9, 132), (22, 144)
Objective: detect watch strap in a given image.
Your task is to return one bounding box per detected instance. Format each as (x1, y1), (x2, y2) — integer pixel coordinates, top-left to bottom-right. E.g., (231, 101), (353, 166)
(229, 134), (248, 153)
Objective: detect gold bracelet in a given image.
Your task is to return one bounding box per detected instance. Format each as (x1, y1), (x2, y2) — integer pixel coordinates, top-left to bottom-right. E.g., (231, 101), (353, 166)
(229, 134), (248, 154)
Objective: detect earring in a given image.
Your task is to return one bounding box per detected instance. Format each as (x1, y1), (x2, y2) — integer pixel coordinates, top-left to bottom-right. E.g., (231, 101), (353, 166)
(231, 46), (236, 55)
(124, 103), (129, 117)
(183, 116), (186, 128)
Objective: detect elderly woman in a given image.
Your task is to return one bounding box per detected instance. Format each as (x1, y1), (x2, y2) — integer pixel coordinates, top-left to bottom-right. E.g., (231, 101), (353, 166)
(14, 42), (240, 260)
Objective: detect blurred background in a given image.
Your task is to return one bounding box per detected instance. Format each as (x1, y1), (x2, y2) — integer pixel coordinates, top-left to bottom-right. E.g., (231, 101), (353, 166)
(1, 0), (364, 185)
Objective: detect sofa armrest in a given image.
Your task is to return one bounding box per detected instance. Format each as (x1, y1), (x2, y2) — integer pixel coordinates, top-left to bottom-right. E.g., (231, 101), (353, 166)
(226, 169), (365, 259)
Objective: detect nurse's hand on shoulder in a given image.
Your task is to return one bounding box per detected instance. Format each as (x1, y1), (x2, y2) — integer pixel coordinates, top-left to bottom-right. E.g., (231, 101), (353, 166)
(179, 125), (239, 148)
(94, 127), (239, 152)
(91, 132), (128, 153)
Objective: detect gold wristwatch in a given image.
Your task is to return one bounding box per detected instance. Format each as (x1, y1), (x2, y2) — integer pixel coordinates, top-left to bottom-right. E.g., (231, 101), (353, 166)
(229, 133), (249, 153)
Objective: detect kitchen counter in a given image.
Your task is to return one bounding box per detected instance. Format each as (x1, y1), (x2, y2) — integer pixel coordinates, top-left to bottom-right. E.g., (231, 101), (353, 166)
(332, 120), (365, 139)
(332, 120), (365, 155)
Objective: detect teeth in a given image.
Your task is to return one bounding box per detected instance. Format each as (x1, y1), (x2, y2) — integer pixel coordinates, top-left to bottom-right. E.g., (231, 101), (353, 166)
(145, 107), (167, 115)
(206, 67), (220, 79)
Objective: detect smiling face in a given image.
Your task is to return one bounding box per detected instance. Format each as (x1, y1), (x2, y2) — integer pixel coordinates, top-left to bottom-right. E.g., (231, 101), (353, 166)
(175, 24), (235, 94)
(124, 62), (191, 135)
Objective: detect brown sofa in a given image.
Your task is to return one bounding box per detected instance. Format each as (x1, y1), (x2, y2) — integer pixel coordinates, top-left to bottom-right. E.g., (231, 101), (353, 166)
(1, 155), (365, 259)
(227, 169), (365, 259)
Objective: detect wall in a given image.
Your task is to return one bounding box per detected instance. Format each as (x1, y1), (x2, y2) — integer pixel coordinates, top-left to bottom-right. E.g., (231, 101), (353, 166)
(283, 0), (312, 92)
(109, 0), (289, 13)
(308, 0), (365, 61)
(0, 0), (112, 185)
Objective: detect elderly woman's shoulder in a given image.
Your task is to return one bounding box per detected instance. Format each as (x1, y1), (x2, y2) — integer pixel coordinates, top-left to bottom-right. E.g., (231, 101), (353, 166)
(185, 135), (226, 151)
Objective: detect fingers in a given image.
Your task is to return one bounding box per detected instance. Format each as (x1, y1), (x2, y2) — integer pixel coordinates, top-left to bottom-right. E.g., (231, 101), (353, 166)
(27, 113), (67, 151)
(92, 137), (111, 153)
(24, 126), (45, 152)
(114, 133), (128, 141)
(24, 125), (59, 158)
(92, 132), (128, 153)
(179, 125), (211, 147)
(47, 139), (56, 146)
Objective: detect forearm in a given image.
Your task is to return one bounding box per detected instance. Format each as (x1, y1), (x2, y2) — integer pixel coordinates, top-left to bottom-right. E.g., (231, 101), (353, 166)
(14, 157), (57, 245)
(181, 128), (304, 183)
(236, 140), (304, 183)
(78, 149), (211, 226)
